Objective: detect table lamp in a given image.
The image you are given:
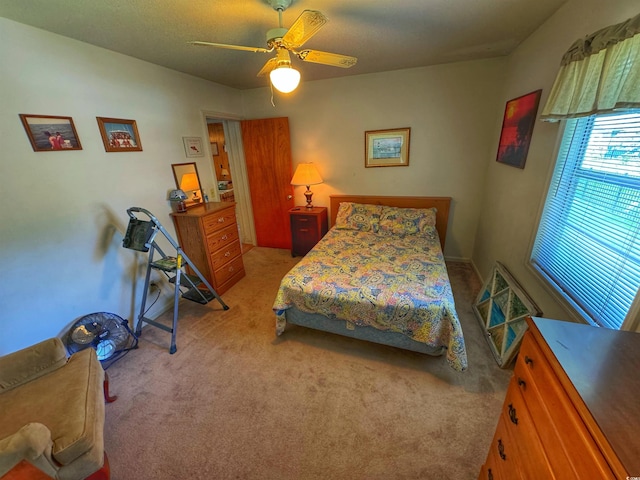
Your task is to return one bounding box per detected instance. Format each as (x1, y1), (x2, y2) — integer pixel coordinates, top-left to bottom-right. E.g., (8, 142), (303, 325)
(169, 189), (188, 213)
(291, 163), (323, 208)
(180, 172), (201, 203)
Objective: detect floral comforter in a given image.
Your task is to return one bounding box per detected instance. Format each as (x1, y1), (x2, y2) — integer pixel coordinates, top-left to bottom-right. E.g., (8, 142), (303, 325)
(273, 228), (467, 371)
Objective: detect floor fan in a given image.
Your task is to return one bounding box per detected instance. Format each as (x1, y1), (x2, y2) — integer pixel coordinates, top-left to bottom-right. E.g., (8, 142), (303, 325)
(64, 312), (137, 368)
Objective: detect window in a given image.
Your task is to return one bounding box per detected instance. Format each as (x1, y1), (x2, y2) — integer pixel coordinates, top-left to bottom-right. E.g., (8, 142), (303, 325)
(531, 111), (640, 330)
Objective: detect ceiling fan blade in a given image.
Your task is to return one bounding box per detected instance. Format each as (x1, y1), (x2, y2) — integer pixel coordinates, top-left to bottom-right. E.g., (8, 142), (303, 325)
(257, 57), (278, 77)
(189, 41), (271, 54)
(296, 50), (357, 68)
(281, 10), (328, 49)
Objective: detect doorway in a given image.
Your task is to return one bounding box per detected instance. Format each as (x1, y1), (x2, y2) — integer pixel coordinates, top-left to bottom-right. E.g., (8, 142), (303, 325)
(203, 114), (296, 251)
(205, 116), (257, 252)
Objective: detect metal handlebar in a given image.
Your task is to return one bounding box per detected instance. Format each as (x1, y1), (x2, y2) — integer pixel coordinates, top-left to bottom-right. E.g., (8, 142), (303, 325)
(127, 207), (158, 223)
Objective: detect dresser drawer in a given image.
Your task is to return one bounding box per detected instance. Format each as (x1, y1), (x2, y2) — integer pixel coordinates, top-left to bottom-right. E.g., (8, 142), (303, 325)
(502, 376), (555, 479)
(216, 268), (246, 296)
(515, 333), (615, 479)
(203, 207), (237, 235)
(292, 226), (320, 253)
(214, 255), (245, 286)
(480, 445), (509, 480)
(210, 240), (242, 270)
(483, 411), (522, 480)
(291, 214), (319, 233)
(172, 203), (245, 294)
(206, 224), (239, 253)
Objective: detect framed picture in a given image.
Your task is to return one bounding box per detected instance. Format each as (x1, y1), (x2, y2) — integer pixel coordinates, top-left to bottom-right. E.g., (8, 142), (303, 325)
(96, 117), (142, 152)
(496, 89), (542, 169)
(19, 114), (82, 152)
(365, 128), (410, 167)
(210, 141), (219, 156)
(182, 136), (204, 157)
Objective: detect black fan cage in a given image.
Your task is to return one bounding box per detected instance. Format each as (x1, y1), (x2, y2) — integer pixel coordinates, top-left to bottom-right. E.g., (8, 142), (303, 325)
(64, 312), (138, 369)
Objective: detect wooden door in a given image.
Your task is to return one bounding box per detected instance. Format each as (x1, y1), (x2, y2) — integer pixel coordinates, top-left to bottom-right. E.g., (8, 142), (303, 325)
(241, 117), (295, 249)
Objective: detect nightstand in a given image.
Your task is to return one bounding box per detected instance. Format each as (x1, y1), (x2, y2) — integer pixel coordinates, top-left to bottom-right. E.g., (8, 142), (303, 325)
(289, 206), (328, 257)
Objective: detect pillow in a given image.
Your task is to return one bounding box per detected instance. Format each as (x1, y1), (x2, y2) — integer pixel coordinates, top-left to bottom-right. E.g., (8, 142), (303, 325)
(378, 206), (437, 237)
(334, 202), (383, 232)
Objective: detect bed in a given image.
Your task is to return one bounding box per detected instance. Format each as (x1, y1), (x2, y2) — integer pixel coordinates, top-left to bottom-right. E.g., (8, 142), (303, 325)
(273, 195), (467, 371)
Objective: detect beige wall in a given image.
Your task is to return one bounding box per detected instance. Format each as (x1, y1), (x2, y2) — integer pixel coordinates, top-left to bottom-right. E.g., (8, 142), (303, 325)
(472, 0), (640, 322)
(241, 59), (507, 260)
(2, 0), (638, 353)
(0, 18), (243, 354)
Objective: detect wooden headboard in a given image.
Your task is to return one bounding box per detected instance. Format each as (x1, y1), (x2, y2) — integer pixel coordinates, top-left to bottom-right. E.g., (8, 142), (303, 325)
(329, 195), (451, 249)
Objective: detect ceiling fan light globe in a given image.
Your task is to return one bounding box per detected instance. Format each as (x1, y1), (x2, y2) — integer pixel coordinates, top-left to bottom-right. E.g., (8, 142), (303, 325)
(270, 66), (300, 93)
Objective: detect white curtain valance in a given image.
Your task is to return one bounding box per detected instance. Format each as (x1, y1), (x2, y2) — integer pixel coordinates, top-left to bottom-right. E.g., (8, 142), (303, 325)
(541, 13), (640, 122)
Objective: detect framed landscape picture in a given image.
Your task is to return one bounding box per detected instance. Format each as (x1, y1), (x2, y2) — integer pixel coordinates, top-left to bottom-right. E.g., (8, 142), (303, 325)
(496, 89), (542, 169)
(365, 128), (411, 167)
(19, 114), (82, 151)
(96, 117), (142, 152)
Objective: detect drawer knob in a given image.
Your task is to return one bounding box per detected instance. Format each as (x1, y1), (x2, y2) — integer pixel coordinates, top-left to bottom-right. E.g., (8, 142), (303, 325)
(524, 355), (533, 366)
(229, 266), (234, 272)
(517, 377), (526, 389)
(299, 228), (309, 232)
(508, 403), (519, 425)
(224, 251), (231, 257)
(222, 235), (228, 240)
(218, 218), (225, 223)
(497, 439), (506, 460)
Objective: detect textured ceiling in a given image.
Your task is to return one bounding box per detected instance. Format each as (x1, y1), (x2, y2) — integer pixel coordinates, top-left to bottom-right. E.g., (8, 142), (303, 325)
(0, 0), (567, 90)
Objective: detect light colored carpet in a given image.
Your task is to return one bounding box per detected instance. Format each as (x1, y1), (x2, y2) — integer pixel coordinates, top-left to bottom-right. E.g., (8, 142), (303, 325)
(104, 248), (512, 479)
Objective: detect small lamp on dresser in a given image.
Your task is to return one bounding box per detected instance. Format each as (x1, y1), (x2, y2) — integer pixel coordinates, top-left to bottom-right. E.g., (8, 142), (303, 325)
(291, 163), (323, 208)
(169, 189), (188, 213)
(180, 172), (201, 203)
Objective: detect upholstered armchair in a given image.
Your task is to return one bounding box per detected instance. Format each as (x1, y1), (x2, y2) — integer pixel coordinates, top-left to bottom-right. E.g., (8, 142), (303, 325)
(0, 338), (113, 479)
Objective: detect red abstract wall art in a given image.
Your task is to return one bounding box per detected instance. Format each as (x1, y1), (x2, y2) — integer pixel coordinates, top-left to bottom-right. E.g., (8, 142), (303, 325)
(496, 89), (542, 169)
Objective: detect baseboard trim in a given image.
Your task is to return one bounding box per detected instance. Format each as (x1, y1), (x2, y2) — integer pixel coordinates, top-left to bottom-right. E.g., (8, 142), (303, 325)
(444, 256), (471, 263)
(469, 260), (483, 284)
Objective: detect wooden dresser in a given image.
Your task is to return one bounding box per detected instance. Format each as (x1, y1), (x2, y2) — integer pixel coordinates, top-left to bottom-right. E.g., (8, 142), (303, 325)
(480, 316), (640, 480)
(170, 202), (245, 295)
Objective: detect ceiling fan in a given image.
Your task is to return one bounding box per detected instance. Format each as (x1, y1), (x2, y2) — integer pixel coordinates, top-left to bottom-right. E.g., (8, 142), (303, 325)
(189, 0), (357, 93)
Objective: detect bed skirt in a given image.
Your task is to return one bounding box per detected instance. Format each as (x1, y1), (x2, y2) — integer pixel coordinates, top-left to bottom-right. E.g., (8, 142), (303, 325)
(277, 306), (446, 357)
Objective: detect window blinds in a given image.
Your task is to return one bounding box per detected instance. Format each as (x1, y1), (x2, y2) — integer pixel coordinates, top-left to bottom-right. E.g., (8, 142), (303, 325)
(531, 112), (640, 329)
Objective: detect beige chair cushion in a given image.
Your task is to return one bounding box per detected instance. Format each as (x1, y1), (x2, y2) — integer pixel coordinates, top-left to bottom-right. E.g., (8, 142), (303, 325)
(0, 347), (105, 467)
(0, 338), (68, 393)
